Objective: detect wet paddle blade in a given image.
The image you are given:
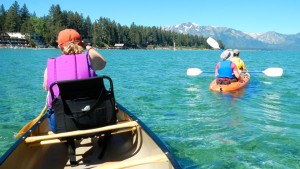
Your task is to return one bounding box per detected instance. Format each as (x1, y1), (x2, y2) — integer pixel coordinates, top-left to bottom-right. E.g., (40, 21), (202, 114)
(187, 68), (203, 76)
(206, 37), (220, 49)
(262, 68), (283, 77)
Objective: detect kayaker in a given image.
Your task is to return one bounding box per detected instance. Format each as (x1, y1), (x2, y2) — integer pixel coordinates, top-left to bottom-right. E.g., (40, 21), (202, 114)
(42, 29), (106, 132)
(231, 49), (247, 72)
(214, 50), (240, 85)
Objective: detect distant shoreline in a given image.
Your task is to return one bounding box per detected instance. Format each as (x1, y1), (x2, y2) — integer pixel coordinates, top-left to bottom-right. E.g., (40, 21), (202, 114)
(0, 46), (209, 51)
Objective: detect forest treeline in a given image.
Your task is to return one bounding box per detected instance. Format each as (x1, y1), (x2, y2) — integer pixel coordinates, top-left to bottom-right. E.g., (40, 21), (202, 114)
(0, 1), (223, 49)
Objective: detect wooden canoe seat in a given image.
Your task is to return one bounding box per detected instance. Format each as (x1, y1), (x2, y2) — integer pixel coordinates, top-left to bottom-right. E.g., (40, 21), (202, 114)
(25, 121), (139, 144)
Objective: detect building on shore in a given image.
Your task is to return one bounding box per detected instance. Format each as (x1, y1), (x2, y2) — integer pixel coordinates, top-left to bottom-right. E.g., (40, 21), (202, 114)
(109, 43), (126, 49)
(0, 32), (45, 48)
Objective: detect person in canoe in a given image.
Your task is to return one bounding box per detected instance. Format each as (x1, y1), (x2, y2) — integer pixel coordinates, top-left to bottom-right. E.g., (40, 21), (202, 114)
(42, 29), (107, 132)
(214, 50), (240, 85)
(231, 49), (247, 72)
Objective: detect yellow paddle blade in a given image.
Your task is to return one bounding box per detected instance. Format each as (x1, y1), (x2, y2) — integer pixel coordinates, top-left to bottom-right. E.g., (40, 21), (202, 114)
(15, 105), (48, 138)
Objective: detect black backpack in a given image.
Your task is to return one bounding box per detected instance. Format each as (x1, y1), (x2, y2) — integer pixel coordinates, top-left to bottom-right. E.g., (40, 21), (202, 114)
(49, 76), (117, 166)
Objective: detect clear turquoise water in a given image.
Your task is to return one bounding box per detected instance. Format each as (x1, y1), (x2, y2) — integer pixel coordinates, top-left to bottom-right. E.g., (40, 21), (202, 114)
(0, 49), (299, 168)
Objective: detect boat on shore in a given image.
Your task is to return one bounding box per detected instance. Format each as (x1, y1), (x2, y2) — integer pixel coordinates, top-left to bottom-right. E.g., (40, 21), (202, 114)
(209, 73), (251, 92)
(0, 103), (181, 169)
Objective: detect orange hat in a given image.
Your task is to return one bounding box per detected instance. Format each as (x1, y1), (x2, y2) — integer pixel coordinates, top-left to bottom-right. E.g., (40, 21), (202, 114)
(57, 29), (82, 48)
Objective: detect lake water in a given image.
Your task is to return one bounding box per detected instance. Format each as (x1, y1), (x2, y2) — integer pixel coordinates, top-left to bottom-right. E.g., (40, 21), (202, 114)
(0, 49), (299, 168)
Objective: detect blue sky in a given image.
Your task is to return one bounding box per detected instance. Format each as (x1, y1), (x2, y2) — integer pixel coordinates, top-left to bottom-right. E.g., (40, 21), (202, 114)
(2, 0), (300, 34)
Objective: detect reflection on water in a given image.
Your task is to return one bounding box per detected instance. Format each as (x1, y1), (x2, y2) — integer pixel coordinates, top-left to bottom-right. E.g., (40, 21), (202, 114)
(209, 88), (247, 108)
(261, 92), (285, 134)
(185, 83), (203, 108)
(262, 92), (282, 121)
(186, 85), (200, 92)
(262, 81), (272, 85)
(220, 88), (246, 99)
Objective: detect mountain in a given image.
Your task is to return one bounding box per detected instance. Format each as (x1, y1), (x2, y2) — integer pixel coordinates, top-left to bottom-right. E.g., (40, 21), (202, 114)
(163, 22), (300, 50)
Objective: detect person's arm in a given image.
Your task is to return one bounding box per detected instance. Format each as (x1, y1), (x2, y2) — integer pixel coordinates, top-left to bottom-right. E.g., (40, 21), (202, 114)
(233, 70), (240, 79)
(86, 45), (106, 70)
(241, 60), (247, 71)
(43, 68), (47, 90)
(231, 63), (240, 79)
(215, 62), (220, 78)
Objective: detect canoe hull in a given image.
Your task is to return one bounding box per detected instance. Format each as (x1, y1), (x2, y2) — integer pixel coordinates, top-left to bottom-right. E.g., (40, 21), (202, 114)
(209, 73), (250, 92)
(0, 103), (181, 169)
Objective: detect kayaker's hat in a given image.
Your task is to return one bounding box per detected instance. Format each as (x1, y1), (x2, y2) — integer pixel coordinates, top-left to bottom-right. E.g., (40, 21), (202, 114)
(220, 50), (232, 60)
(233, 49), (240, 55)
(57, 29), (82, 48)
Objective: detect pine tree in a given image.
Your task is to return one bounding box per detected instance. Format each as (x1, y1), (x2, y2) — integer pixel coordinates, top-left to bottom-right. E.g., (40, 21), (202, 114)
(0, 5), (6, 32)
(20, 4), (30, 25)
(82, 16), (92, 38)
(20, 4), (32, 34)
(4, 1), (21, 32)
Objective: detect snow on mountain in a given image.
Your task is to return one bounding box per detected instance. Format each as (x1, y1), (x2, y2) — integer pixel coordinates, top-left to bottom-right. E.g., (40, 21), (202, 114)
(162, 22), (300, 50)
(244, 32), (261, 39)
(256, 31), (286, 44)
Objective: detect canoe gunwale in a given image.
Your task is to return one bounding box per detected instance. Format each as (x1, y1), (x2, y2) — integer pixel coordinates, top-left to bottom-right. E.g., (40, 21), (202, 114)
(0, 114), (48, 165)
(117, 103), (182, 168)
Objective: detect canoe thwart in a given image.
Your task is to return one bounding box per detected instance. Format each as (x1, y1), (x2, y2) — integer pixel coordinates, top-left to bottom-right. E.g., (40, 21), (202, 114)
(28, 139), (67, 147)
(25, 121), (139, 143)
(28, 127), (138, 147)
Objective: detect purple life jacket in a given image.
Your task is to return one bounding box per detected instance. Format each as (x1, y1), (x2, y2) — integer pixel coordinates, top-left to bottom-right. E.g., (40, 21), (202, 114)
(46, 53), (96, 106)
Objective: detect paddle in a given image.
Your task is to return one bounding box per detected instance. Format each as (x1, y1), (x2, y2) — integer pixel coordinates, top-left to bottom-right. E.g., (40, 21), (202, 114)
(187, 67), (283, 77)
(15, 104), (48, 138)
(252, 67), (283, 77)
(186, 68), (203, 76)
(206, 37), (221, 50)
(188, 37), (284, 77)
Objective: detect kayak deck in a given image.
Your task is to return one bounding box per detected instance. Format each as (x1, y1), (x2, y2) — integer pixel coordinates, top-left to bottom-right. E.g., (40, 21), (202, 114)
(209, 73), (250, 92)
